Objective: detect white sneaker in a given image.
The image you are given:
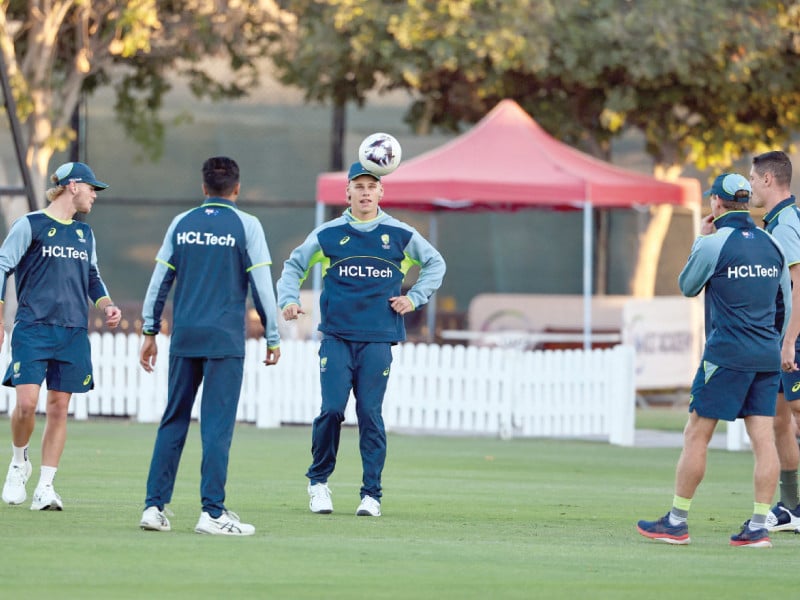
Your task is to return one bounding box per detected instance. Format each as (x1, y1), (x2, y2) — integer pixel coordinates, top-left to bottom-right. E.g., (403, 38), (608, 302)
(140, 506), (171, 531)
(2, 460), (32, 505)
(356, 495), (381, 517)
(194, 510), (255, 536)
(765, 502), (800, 532)
(30, 484), (63, 511)
(308, 482), (333, 514)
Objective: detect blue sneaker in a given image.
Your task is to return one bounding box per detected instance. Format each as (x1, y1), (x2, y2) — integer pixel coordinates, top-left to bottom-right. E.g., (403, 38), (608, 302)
(637, 513), (690, 545)
(765, 502), (800, 532)
(730, 520), (771, 548)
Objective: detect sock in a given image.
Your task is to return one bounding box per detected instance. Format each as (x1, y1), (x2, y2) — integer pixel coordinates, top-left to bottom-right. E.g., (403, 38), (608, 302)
(38, 466), (57, 487)
(669, 495), (692, 525)
(749, 502), (771, 530)
(12, 444), (28, 464)
(779, 469), (800, 509)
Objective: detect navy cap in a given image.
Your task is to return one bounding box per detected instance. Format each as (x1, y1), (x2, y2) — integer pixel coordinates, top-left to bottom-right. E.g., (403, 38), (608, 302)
(347, 161), (381, 182)
(703, 173), (751, 202)
(55, 162), (108, 190)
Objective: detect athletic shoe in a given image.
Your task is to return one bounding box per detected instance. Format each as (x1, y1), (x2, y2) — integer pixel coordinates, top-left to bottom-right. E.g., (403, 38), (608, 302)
(308, 483), (333, 514)
(730, 520), (771, 548)
(194, 510), (255, 536)
(356, 495), (381, 517)
(2, 460), (32, 505)
(636, 513), (690, 545)
(140, 506), (171, 532)
(30, 484), (63, 511)
(765, 502), (800, 532)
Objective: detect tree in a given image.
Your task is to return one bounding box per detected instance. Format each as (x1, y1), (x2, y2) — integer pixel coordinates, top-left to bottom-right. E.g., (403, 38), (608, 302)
(529, 1), (800, 295)
(0, 0), (287, 221)
(268, 0), (403, 170)
(272, 0), (800, 296)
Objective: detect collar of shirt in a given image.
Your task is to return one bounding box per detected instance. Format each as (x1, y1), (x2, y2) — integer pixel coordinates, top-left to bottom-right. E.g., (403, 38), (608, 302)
(762, 195), (796, 227)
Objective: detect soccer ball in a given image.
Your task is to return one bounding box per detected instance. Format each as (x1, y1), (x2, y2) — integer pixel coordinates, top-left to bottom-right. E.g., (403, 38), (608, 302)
(358, 132), (402, 176)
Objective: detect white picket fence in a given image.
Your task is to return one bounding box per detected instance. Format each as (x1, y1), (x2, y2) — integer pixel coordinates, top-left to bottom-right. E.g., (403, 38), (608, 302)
(0, 333), (638, 446)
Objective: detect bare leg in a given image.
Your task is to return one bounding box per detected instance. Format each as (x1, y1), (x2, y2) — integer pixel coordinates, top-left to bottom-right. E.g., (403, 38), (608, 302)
(774, 395), (798, 471)
(10, 384), (42, 448)
(745, 415), (780, 505)
(41, 390), (71, 468)
(674, 411), (718, 500)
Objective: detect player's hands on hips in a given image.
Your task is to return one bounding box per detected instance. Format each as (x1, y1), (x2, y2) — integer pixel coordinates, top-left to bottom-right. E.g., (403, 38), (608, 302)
(282, 304), (304, 321)
(264, 346), (281, 366)
(140, 336), (158, 373)
(104, 304), (122, 328)
(389, 295), (414, 315)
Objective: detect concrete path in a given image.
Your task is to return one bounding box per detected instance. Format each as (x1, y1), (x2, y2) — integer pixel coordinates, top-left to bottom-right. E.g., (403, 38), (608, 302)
(635, 428), (728, 449)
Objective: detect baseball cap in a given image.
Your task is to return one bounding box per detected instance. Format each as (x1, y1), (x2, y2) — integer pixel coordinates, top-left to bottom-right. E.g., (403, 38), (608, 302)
(55, 162), (109, 190)
(703, 173), (751, 202)
(347, 161), (381, 182)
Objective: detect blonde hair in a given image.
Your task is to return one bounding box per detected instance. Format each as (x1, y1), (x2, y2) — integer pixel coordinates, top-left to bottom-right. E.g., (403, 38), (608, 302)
(45, 173), (66, 202)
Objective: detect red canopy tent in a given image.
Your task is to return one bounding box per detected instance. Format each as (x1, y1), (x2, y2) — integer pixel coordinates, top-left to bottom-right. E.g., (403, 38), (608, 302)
(316, 99), (701, 344)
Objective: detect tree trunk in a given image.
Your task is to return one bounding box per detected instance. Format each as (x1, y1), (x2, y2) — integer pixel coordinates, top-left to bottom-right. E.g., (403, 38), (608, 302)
(630, 203), (674, 297)
(330, 99), (346, 171)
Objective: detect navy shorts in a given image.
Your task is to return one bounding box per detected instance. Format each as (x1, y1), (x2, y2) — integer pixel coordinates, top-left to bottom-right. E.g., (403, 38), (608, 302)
(2, 322), (94, 392)
(689, 361), (779, 421)
(779, 370), (800, 401)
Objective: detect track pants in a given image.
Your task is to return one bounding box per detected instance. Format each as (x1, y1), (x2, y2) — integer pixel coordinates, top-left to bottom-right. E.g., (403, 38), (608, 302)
(306, 337), (392, 499)
(145, 355), (243, 517)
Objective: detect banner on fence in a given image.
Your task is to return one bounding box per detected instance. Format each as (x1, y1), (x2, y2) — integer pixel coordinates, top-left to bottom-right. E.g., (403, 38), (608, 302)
(621, 296), (703, 390)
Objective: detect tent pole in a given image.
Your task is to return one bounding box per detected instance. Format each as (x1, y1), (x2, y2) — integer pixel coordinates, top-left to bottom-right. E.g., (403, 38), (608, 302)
(425, 213), (439, 343)
(583, 199), (593, 351)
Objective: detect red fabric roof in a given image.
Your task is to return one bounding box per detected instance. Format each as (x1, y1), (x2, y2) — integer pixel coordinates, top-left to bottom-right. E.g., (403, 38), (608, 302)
(316, 99), (700, 211)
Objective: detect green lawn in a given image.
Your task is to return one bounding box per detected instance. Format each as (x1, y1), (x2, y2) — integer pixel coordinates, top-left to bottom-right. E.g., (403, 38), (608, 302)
(0, 417), (795, 599)
(636, 404), (691, 432)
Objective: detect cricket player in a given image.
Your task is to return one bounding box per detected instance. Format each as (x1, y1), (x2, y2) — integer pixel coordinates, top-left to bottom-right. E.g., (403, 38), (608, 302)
(278, 161), (445, 517)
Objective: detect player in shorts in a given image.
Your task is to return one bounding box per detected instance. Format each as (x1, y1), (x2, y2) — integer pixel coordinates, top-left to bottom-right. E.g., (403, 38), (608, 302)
(637, 172), (790, 547)
(0, 162), (121, 510)
(750, 150), (800, 531)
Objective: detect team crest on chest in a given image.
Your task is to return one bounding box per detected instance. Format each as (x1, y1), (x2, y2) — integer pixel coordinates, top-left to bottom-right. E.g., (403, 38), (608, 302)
(380, 234), (390, 250)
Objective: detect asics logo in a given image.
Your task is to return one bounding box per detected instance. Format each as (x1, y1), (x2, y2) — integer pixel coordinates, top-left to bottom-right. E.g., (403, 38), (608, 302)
(339, 236), (350, 245)
(47, 228), (57, 237)
(792, 382), (800, 393)
(383, 368), (390, 376)
(83, 375), (92, 386)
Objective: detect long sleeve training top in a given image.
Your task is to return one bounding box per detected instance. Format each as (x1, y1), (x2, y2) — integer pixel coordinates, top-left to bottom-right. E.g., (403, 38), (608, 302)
(142, 197), (280, 357)
(277, 208), (446, 343)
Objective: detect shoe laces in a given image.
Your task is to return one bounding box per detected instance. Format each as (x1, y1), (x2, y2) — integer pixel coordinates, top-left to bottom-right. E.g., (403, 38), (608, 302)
(146, 507), (168, 525)
(36, 484), (60, 499)
(311, 484), (331, 499)
(221, 510), (241, 523)
(7, 464), (27, 484)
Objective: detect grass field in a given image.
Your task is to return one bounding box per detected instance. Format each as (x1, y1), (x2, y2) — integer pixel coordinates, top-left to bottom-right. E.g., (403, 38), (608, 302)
(0, 412), (796, 599)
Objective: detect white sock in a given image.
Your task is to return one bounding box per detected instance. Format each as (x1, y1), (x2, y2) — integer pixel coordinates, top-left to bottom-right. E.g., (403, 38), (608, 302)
(38, 466), (57, 487)
(668, 511), (687, 526)
(12, 444), (28, 464)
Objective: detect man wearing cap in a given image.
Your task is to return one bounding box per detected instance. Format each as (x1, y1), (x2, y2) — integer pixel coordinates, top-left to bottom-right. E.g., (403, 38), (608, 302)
(0, 161), (121, 511)
(749, 150), (800, 533)
(277, 161), (445, 517)
(637, 172), (790, 548)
